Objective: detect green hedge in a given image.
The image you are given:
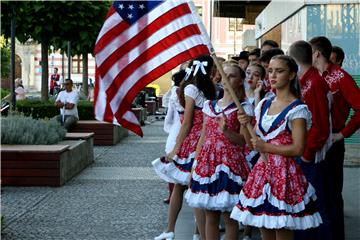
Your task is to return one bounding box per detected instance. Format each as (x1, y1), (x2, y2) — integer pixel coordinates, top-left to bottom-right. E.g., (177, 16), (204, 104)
(16, 100), (95, 120)
(1, 88), (10, 98)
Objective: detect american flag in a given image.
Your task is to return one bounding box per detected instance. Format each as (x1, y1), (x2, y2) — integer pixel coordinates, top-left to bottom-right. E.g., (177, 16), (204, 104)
(94, 0), (213, 136)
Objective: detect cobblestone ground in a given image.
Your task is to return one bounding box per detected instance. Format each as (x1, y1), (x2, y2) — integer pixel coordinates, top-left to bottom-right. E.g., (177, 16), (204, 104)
(1, 120), (170, 240)
(1, 119), (359, 240)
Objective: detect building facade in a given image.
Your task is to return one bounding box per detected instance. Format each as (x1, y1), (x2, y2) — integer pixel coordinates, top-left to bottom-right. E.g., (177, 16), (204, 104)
(255, 0), (360, 143)
(15, 1), (255, 95)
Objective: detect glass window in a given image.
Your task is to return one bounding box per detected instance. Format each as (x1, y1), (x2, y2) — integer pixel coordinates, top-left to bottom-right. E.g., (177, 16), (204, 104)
(229, 18), (243, 31)
(72, 55), (82, 74)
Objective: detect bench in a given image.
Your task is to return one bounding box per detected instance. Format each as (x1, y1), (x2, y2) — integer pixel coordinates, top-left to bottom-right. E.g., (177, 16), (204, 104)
(1, 140), (93, 186)
(70, 120), (128, 145)
(65, 132), (94, 165)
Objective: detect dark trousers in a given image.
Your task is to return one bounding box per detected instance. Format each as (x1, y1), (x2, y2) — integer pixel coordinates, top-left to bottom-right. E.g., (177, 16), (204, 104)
(294, 159), (333, 240)
(53, 115), (78, 131)
(324, 140), (345, 240)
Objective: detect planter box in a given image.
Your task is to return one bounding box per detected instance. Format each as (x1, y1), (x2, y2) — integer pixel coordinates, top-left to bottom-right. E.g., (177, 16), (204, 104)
(65, 132), (94, 164)
(70, 120), (128, 145)
(145, 101), (157, 115)
(131, 107), (147, 126)
(1, 139), (93, 186)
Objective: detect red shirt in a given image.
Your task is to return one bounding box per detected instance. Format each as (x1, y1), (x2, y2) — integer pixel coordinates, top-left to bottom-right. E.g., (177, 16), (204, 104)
(300, 67), (330, 160)
(322, 63), (360, 138)
(50, 73), (60, 89)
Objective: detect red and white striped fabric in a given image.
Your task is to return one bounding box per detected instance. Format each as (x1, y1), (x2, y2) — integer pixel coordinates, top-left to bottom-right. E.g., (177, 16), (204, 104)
(94, 0), (213, 136)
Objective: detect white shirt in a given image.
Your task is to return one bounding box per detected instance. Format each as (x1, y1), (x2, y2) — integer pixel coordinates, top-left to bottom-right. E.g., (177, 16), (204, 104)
(56, 90), (79, 119)
(184, 84), (205, 108)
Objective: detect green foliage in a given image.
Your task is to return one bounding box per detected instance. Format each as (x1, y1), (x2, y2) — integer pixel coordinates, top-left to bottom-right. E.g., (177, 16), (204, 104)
(1, 88), (10, 99)
(15, 99), (95, 120)
(1, 43), (10, 78)
(1, 114), (66, 145)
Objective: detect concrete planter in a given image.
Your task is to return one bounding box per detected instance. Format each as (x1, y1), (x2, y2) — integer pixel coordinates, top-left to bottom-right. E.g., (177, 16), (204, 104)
(70, 120), (128, 145)
(1, 139), (93, 187)
(131, 107), (147, 126)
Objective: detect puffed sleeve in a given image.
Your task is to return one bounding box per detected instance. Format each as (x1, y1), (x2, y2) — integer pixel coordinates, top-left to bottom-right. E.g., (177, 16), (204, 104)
(288, 105), (312, 130)
(241, 101), (255, 117)
(184, 84), (199, 100)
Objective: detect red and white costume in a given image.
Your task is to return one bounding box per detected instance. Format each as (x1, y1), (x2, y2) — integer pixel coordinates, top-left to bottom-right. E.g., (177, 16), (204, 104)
(185, 100), (252, 212)
(231, 97), (322, 230)
(322, 63), (360, 137)
(300, 67), (332, 162)
(152, 84), (205, 185)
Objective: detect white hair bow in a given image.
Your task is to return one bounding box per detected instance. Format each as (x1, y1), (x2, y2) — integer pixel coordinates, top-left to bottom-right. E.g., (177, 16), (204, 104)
(192, 60), (208, 76)
(184, 67), (193, 81)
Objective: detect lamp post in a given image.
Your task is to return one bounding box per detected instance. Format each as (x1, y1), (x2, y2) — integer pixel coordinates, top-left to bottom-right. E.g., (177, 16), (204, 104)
(10, 5), (16, 109)
(67, 41), (71, 79)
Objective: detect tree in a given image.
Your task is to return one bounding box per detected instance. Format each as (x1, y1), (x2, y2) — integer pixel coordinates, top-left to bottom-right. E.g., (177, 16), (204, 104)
(52, 1), (110, 97)
(1, 42), (11, 79)
(1, 1), (109, 100)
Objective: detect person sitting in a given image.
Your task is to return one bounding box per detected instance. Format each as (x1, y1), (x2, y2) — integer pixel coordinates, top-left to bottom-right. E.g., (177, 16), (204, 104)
(15, 78), (26, 100)
(53, 79), (79, 131)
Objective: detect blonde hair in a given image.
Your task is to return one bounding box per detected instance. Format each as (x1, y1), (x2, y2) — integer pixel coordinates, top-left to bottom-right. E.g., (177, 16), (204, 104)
(221, 62), (246, 101)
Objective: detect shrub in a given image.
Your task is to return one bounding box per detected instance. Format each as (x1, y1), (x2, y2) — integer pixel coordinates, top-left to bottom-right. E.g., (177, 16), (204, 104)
(1, 88), (10, 99)
(1, 114), (66, 145)
(15, 99), (95, 120)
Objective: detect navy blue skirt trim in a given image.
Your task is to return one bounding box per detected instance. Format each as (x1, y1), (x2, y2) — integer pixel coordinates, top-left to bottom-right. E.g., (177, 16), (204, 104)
(190, 171), (242, 196)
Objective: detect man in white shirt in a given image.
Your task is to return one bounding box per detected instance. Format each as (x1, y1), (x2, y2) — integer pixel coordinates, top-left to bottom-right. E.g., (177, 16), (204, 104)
(54, 79), (79, 130)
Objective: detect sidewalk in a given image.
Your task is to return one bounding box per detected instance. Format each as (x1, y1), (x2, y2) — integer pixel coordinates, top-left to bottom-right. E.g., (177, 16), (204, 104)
(1, 119), (359, 240)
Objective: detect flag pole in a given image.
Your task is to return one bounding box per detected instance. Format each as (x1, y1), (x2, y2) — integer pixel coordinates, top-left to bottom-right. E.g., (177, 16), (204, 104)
(210, 52), (257, 139)
(189, 1), (257, 139)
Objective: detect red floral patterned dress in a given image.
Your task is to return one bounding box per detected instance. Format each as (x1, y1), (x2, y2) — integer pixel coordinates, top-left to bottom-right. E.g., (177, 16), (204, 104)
(152, 84), (206, 185)
(231, 97), (323, 230)
(185, 100), (252, 212)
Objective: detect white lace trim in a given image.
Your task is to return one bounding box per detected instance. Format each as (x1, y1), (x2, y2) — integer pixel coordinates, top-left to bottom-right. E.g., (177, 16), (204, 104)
(185, 190), (239, 212)
(238, 182), (317, 213)
(173, 151), (196, 164)
(256, 104), (312, 141)
(230, 205), (323, 230)
(202, 100), (254, 117)
(152, 158), (190, 185)
(152, 158), (176, 183)
(192, 164), (244, 185)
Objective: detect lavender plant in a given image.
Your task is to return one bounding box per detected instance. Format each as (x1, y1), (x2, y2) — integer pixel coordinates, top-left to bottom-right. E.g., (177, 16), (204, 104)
(1, 114), (66, 145)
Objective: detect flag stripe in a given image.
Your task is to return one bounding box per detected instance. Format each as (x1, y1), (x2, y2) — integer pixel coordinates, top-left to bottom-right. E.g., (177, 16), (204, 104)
(95, 0), (186, 67)
(118, 111), (143, 137)
(95, 17), (126, 54)
(114, 44), (209, 120)
(105, 24), (201, 101)
(109, 34), (209, 114)
(99, 13), (200, 97)
(94, 0), (213, 136)
(97, 3), (191, 77)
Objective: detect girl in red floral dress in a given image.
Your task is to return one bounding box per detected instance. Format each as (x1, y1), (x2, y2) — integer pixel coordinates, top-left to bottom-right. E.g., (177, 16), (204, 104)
(152, 55), (216, 240)
(231, 55), (322, 240)
(185, 62), (252, 240)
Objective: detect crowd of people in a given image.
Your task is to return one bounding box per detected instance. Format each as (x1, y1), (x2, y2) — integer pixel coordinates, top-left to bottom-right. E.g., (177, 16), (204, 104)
(152, 36), (360, 240)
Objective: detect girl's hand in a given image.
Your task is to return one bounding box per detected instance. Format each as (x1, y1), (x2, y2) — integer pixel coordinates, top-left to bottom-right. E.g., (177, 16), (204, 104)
(218, 114), (227, 133)
(251, 137), (267, 152)
(237, 112), (251, 126)
(254, 80), (263, 94)
(166, 149), (177, 162)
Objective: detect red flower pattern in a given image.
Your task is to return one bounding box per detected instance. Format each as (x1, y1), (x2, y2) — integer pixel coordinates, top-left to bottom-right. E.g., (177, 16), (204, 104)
(195, 109), (250, 180)
(242, 131), (309, 205)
